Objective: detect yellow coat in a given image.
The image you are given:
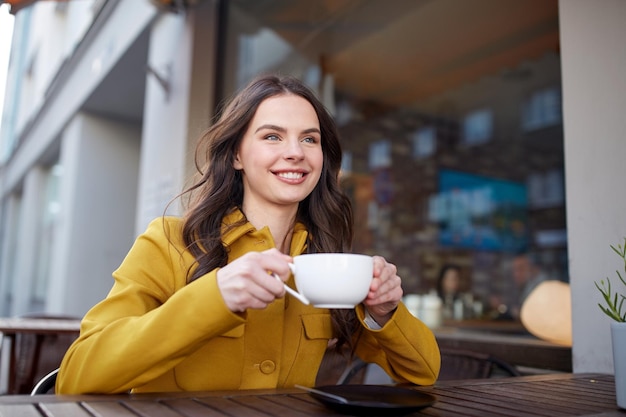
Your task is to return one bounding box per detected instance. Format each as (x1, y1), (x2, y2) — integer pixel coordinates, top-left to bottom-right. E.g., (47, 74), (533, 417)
(57, 211), (440, 394)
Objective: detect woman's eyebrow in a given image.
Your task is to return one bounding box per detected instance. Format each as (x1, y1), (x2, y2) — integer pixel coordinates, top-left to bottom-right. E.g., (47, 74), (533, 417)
(255, 124), (286, 133)
(254, 124), (321, 135)
(302, 127), (321, 135)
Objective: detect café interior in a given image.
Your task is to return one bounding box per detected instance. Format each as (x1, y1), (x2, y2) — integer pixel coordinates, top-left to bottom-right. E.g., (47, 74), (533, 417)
(218, 0), (569, 378)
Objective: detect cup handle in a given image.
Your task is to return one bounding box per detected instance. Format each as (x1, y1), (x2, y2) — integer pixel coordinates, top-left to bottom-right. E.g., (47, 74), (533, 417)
(273, 264), (309, 305)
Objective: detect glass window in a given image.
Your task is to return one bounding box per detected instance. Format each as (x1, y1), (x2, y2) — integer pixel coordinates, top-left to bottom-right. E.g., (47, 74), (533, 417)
(223, 0), (566, 322)
(412, 127), (436, 159)
(522, 87), (562, 131)
(369, 140), (391, 170)
(462, 109), (493, 146)
(33, 163), (62, 307)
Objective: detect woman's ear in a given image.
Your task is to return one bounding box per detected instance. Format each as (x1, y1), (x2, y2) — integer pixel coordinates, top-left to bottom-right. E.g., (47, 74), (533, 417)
(233, 154), (243, 170)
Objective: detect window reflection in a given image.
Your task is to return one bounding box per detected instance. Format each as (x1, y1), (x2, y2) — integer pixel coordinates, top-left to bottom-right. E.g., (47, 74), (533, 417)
(224, 0), (566, 320)
(522, 87), (562, 131)
(412, 127), (436, 159)
(462, 109), (493, 146)
(368, 140), (391, 170)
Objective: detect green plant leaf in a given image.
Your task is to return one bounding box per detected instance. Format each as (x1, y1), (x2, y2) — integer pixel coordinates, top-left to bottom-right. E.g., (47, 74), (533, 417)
(595, 237), (626, 323)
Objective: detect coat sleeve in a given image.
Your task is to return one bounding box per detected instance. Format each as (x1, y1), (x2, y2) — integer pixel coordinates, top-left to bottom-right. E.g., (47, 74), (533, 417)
(354, 303), (441, 385)
(56, 217), (245, 394)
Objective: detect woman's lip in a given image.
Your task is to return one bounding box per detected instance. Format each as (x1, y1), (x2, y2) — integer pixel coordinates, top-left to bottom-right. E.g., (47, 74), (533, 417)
(274, 171), (308, 182)
(273, 170), (308, 177)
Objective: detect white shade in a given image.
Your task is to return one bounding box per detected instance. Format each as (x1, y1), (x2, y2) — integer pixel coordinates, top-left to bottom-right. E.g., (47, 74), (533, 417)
(520, 280), (572, 347)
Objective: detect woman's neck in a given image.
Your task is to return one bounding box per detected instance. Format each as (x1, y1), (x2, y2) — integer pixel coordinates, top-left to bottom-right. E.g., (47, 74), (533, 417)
(241, 204), (297, 254)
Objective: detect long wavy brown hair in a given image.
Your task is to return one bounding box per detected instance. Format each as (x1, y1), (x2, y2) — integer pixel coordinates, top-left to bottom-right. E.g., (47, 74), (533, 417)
(179, 74), (358, 350)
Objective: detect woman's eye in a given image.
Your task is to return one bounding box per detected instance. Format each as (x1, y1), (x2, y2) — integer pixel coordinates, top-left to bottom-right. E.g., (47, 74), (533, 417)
(265, 134), (280, 141)
(302, 136), (318, 144)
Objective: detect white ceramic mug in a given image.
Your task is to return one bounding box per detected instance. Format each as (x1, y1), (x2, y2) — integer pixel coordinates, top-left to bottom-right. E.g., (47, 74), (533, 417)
(277, 253), (373, 308)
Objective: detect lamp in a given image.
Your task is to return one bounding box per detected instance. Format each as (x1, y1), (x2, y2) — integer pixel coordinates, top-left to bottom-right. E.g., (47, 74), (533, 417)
(520, 280), (573, 346)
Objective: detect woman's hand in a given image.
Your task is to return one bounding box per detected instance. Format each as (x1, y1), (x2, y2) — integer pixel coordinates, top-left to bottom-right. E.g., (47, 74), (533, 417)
(363, 256), (403, 326)
(216, 249), (293, 312)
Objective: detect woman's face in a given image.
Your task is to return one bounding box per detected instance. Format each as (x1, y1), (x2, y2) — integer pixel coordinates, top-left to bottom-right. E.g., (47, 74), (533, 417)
(442, 269), (461, 295)
(234, 93), (323, 213)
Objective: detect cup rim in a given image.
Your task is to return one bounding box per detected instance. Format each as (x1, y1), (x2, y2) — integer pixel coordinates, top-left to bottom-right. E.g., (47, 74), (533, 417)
(294, 253), (372, 259)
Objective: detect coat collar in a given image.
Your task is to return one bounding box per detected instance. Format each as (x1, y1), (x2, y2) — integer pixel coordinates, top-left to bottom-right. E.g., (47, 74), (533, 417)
(221, 208), (309, 256)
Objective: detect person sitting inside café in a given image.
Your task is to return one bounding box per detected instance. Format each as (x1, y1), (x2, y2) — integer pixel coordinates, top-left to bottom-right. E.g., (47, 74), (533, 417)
(56, 74), (441, 394)
(436, 264), (463, 319)
(510, 251), (549, 319)
(488, 251), (550, 321)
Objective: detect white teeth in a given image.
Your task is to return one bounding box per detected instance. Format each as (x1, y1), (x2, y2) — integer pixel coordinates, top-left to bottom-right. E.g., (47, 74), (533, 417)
(278, 172), (303, 179)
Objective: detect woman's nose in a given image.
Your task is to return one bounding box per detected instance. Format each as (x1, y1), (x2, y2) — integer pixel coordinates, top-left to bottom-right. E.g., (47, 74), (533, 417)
(284, 139), (305, 160)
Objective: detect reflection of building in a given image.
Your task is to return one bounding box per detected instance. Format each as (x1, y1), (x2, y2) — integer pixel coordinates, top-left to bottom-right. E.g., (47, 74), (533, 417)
(0, 0), (624, 376)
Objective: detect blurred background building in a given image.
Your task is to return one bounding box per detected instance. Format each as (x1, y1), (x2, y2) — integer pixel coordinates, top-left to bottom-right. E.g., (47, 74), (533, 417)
(0, 0), (624, 375)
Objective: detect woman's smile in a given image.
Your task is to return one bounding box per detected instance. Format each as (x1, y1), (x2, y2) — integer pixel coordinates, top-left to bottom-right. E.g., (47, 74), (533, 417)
(274, 170), (307, 181)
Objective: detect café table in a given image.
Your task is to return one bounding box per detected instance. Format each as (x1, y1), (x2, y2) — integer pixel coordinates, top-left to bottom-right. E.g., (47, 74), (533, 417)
(0, 317), (81, 394)
(0, 373), (622, 416)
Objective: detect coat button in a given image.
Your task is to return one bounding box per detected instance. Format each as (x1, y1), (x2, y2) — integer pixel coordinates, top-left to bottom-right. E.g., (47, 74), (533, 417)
(260, 360), (276, 374)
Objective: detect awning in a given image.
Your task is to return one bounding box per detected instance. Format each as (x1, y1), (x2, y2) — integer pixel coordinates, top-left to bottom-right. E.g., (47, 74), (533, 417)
(1, 0), (200, 15)
(0, 0), (67, 15)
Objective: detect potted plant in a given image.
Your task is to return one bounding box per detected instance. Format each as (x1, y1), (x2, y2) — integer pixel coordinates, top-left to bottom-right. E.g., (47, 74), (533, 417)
(595, 237), (626, 409)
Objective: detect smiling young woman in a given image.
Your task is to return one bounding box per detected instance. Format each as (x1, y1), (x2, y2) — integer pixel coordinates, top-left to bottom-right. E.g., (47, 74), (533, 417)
(56, 74), (441, 394)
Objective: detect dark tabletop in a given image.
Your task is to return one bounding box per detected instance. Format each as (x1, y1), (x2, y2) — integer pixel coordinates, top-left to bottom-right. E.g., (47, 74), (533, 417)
(0, 373), (622, 417)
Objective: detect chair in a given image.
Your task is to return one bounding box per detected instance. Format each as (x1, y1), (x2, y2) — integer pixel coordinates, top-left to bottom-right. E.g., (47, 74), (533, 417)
(438, 348), (521, 380)
(337, 347), (520, 384)
(9, 314), (79, 394)
(31, 368), (58, 395)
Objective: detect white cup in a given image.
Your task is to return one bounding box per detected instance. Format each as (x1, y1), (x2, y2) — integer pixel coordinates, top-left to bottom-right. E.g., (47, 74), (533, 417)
(281, 253), (373, 308)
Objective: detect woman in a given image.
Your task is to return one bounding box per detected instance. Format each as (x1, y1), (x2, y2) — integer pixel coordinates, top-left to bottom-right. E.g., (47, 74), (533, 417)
(57, 74), (440, 394)
(436, 264), (464, 319)
(436, 264), (462, 304)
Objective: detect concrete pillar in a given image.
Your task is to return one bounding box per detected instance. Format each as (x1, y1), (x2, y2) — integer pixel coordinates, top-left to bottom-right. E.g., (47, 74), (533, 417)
(560, 0), (626, 373)
(135, 1), (219, 235)
(46, 113), (141, 317)
(135, 12), (193, 234)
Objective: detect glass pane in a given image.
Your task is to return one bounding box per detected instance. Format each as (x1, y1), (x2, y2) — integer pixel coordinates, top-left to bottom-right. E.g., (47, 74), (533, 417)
(224, 0), (565, 322)
(32, 163), (62, 306)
